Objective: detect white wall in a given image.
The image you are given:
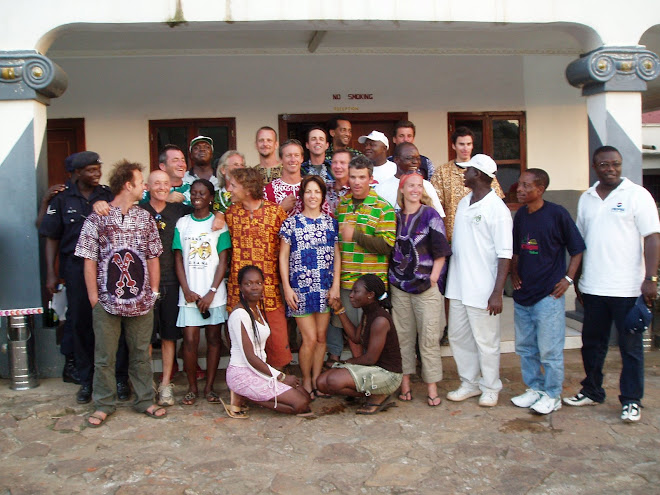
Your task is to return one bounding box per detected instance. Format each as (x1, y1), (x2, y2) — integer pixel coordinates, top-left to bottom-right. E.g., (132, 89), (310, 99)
(48, 51), (587, 190)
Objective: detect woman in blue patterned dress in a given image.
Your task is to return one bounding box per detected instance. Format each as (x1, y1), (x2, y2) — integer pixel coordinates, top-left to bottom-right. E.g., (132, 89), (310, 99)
(279, 175), (341, 398)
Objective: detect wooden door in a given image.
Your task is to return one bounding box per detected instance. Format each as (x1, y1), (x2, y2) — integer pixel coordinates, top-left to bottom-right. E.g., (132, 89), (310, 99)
(46, 118), (85, 186)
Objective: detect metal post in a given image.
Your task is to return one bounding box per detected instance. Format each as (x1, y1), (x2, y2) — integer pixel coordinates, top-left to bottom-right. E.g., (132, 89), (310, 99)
(6, 315), (39, 390)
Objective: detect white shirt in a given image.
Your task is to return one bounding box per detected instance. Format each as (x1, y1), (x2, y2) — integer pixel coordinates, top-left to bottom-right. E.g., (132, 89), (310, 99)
(577, 177), (660, 297)
(183, 170), (220, 188)
(374, 176), (446, 217)
(445, 190), (513, 309)
(371, 160), (397, 185)
(227, 307), (279, 378)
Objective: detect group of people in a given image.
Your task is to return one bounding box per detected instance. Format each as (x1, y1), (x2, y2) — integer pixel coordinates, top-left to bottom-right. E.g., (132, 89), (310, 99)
(39, 115), (659, 426)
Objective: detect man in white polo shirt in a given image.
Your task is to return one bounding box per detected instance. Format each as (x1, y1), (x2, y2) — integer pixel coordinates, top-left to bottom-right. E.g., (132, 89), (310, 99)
(445, 154), (512, 407)
(564, 145), (660, 423)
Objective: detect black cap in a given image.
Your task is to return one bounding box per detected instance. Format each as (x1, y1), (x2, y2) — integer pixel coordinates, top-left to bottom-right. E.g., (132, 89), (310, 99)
(65, 151), (102, 173)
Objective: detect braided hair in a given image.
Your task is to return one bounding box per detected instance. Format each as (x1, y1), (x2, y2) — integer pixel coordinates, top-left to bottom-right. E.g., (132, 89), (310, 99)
(237, 265), (266, 360)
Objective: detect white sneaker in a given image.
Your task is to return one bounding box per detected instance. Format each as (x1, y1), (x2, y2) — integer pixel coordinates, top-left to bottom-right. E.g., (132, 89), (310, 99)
(158, 382), (175, 407)
(530, 392), (561, 414)
(446, 384), (481, 402)
(478, 391), (499, 407)
(621, 403), (641, 423)
(563, 392), (597, 407)
(511, 389), (541, 408)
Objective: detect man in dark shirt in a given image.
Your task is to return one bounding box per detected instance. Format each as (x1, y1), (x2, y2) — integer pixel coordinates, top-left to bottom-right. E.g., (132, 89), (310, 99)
(140, 170), (192, 406)
(39, 152), (129, 404)
(510, 168), (585, 414)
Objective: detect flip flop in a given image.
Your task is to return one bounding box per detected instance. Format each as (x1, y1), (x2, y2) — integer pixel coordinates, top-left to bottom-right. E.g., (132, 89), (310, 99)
(356, 395), (397, 415)
(220, 398), (249, 419)
(144, 406), (167, 419)
(86, 412), (108, 428)
(427, 395), (442, 407)
(206, 391), (222, 404)
(398, 390), (413, 402)
(182, 391), (197, 405)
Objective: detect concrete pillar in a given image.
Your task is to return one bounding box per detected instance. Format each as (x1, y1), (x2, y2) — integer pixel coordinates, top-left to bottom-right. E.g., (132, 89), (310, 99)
(0, 51), (67, 377)
(566, 46), (660, 184)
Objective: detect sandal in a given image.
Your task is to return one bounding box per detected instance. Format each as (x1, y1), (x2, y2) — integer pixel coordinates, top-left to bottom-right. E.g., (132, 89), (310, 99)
(322, 358), (339, 371)
(220, 398), (249, 419)
(144, 406), (167, 419)
(427, 395), (442, 407)
(182, 391), (197, 405)
(86, 411), (108, 428)
(313, 389), (331, 399)
(356, 395), (397, 415)
(206, 391), (222, 404)
(398, 390), (413, 402)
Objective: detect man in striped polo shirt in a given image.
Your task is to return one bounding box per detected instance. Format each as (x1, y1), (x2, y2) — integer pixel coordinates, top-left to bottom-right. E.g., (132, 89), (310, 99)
(331, 155), (396, 356)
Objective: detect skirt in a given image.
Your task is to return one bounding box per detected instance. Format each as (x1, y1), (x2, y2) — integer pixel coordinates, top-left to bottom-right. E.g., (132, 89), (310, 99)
(226, 364), (292, 402)
(176, 305), (227, 327)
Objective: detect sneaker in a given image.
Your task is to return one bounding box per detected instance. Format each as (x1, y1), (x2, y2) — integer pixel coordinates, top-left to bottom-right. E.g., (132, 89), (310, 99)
(447, 384), (481, 402)
(511, 389), (541, 408)
(621, 403), (641, 423)
(530, 392), (561, 414)
(158, 383), (175, 407)
(478, 391), (499, 407)
(563, 392), (597, 407)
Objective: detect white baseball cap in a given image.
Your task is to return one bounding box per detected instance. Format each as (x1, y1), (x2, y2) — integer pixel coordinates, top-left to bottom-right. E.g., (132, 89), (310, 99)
(358, 130), (389, 150)
(466, 154), (497, 178)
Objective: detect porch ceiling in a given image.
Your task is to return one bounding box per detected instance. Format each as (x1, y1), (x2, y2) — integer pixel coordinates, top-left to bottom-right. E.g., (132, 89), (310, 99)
(45, 20), (660, 111)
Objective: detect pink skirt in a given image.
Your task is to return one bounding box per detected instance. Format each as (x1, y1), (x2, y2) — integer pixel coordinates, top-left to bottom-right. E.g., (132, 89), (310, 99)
(226, 364), (292, 402)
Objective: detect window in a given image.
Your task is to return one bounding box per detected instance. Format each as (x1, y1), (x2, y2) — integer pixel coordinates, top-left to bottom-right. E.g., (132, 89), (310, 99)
(148, 118), (236, 170)
(448, 112), (526, 202)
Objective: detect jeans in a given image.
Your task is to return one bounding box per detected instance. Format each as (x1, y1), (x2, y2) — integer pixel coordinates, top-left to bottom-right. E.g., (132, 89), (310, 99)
(514, 295), (565, 399)
(92, 305), (155, 414)
(580, 294), (643, 406)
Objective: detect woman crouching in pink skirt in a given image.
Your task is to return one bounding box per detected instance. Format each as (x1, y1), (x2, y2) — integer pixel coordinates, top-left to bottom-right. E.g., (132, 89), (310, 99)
(223, 265), (312, 418)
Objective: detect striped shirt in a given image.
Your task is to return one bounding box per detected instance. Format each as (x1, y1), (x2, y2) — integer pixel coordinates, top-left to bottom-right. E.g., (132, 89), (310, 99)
(336, 190), (396, 289)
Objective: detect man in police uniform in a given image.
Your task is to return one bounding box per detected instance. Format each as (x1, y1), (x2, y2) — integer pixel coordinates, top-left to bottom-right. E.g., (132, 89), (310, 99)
(39, 152), (129, 404)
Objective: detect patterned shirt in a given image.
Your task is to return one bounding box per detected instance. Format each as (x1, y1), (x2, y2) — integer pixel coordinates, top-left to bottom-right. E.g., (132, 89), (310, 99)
(336, 190), (396, 290)
(257, 164), (283, 184)
(212, 187), (232, 214)
(430, 160), (505, 241)
(183, 171), (220, 189)
(279, 213), (339, 317)
(225, 201), (288, 312)
(389, 205), (451, 294)
(301, 159), (334, 183)
(326, 181), (351, 215)
(264, 178), (332, 217)
(75, 206), (163, 317)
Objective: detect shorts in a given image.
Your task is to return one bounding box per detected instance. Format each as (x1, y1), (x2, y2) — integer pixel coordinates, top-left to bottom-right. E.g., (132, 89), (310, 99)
(176, 305), (227, 328)
(334, 362), (402, 396)
(152, 284), (182, 342)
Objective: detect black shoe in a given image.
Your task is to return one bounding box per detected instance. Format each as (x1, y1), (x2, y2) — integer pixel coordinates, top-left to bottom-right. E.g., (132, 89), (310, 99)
(117, 381), (131, 401)
(62, 356), (81, 384)
(76, 385), (92, 404)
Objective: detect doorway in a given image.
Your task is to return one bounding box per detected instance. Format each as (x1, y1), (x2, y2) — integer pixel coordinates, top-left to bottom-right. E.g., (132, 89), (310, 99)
(278, 112), (408, 160)
(46, 118), (86, 186)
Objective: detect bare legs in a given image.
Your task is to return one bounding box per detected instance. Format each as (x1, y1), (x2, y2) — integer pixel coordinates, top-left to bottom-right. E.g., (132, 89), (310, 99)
(182, 324), (222, 401)
(160, 339), (175, 386)
(296, 312), (330, 397)
(250, 386), (312, 415)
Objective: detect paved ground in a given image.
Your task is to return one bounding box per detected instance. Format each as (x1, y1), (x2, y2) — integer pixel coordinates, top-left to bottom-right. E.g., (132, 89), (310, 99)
(0, 348), (658, 495)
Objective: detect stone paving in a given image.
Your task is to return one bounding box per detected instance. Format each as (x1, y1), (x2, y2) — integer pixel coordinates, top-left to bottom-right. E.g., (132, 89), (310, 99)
(0, 348), (658, 495)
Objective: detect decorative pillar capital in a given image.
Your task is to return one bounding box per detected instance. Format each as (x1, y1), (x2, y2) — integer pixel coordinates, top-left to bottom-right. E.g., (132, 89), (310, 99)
(566, 46), (660, 96)
(0, 50), (67, 104)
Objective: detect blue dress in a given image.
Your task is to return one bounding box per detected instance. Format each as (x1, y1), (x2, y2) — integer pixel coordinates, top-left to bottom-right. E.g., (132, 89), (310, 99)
(279, 213), (338, 317)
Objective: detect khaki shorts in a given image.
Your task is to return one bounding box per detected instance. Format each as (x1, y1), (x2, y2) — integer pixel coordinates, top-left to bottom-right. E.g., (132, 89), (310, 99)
(334, 362), (402, 396)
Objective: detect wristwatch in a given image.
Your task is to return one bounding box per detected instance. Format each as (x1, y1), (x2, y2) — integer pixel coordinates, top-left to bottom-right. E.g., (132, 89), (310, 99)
(277, 373), (286, 382)
(152, 291), (161, 300)
(564, 275), (573, 285)
(209, 287), (218, 293)
(645, 275), (658, 282)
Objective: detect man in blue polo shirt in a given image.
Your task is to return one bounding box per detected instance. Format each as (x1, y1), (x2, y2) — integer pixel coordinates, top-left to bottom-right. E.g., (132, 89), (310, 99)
(510, 168), (585, 414)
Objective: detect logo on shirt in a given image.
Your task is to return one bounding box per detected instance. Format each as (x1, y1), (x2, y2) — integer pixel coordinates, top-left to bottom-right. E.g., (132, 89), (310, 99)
(473, 214), (482, 224)
(521, 235), (539, 255)
(46, 206), (56, 215)
(111, 252), (139, 297)
(611, 202), (625, 213)
(105, 248), (146, 301)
